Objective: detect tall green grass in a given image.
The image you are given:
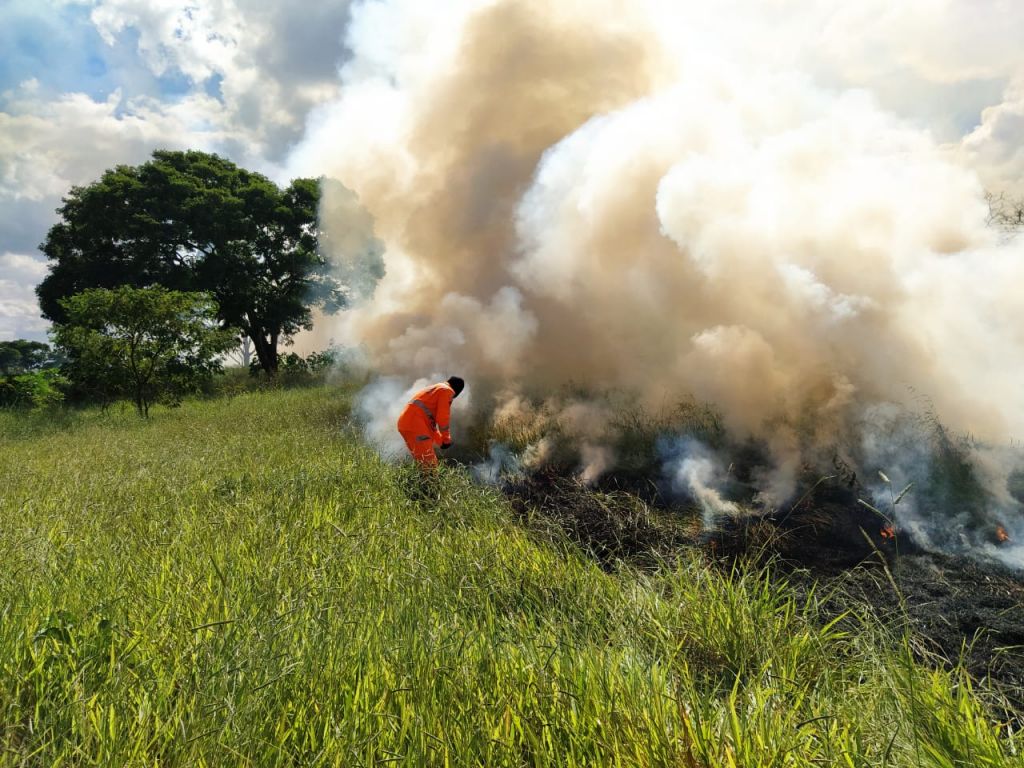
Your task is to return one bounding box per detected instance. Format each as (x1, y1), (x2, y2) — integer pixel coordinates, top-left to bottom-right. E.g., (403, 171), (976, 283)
(0, 388), (1018, 766)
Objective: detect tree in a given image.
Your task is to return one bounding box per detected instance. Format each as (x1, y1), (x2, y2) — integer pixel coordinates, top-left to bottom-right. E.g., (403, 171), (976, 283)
(226, 336), (253, 368)
(986, 191), (1024, 230)
(37, 150), (346, 375)
(52, 287), (236, 417)
(0, 340), (60, 375)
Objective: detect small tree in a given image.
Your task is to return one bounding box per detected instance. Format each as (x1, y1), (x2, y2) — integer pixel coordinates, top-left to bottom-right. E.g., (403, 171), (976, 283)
(53, 286), (236, 417)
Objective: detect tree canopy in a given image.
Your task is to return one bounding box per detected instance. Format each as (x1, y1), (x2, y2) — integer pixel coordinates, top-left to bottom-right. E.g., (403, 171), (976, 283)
(37, 150), (345, 374)
(0, 341), (65, 409)
(52, 286), (236, 417)
(0, 340), (59, 375)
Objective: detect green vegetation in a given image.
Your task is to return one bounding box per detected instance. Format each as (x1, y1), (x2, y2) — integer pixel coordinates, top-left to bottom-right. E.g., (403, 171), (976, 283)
(0, 388), (1018, 766)
(0, 341), (60, 376)
(0, 368), (67, 410)
(0, 341), (66, 410)
(36, 150), (349, 374)
(53, 287), (237, 417)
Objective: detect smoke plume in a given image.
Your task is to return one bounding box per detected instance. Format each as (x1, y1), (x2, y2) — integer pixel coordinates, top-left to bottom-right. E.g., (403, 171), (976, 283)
(292, 0), (1024, 565)
(661, 438), (739, 529)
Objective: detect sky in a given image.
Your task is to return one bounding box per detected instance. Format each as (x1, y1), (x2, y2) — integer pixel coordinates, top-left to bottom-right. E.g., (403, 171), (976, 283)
(0, 0), (354, 341)
(1, 0), (1023, 343)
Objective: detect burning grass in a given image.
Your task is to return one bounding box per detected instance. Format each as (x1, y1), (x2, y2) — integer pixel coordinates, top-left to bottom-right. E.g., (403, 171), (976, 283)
(1, 387), (1021, 765)
(493, 451), (1024, 725)
(460, 387), (1024, 725)
(464, 386), (1024, 560)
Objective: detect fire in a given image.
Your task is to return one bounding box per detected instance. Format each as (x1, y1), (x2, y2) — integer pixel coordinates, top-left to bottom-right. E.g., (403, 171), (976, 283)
(996, 526), (1010, 544)
(880, 525), (895, 540)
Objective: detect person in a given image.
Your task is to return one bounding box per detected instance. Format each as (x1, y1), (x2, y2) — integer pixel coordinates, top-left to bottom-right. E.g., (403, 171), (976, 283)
(397, 376), (465, 467)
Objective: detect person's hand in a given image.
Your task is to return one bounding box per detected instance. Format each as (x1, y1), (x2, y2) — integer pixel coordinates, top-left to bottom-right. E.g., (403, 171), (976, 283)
(440, 442), (452, 451)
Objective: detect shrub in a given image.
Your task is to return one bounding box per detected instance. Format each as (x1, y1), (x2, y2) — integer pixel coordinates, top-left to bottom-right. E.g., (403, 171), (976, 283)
(0, 369), (67, 409)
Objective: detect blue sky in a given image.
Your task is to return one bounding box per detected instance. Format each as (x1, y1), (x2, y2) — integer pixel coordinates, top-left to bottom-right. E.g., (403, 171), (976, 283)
(0, 0), (353, 341)
(1, 3), (113, 99)
(0, 1), (191, 106)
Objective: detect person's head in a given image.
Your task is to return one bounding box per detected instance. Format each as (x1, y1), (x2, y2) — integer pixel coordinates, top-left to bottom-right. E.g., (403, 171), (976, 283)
(447, 376), (465, 397)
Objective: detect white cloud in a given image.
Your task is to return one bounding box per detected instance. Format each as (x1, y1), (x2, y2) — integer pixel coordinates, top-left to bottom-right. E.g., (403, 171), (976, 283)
(0, 253), (48, 341)
(0, 0), (355, 338)
(960, 77), (1024, 194)
(85, 0), (352, 162)
(0, 85), (234, 202)
(0, 0), (356, 204)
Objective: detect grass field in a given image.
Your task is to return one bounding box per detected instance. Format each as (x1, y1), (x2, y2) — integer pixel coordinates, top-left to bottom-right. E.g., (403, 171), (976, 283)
(0, 387), (1019, 766)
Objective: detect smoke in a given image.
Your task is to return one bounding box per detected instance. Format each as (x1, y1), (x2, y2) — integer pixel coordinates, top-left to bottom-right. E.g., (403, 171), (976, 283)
(353, 376), (415, 459)
(852, 403), (1024, 567)
(472, 442), (521, 485)
(661, 438), (740, 529)
(318, 178), (386, 307)
(579, 444), (614, 486)
(293, 0), (1024, 564)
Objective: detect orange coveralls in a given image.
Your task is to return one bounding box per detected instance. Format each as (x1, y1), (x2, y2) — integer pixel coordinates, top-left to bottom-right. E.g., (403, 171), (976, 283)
(397, 382), (455, 467)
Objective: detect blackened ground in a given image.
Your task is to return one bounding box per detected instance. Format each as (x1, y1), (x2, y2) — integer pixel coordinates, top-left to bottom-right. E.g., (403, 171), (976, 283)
(503, 468), (695, 567)
(788, 549), (1024, 721)
(499, 469), (1024, 720)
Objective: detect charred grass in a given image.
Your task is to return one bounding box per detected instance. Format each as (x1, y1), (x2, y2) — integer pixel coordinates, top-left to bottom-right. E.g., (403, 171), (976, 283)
(0, 387), (1021, 765)
(496, 445), (1024, 730)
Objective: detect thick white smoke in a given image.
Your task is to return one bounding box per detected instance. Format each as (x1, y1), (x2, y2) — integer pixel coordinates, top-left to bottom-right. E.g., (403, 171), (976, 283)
(290, 0), (1024, 564)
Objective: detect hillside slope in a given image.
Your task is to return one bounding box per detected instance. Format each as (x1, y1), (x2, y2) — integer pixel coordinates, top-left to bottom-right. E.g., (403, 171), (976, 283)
(0, 388), (1018, 766)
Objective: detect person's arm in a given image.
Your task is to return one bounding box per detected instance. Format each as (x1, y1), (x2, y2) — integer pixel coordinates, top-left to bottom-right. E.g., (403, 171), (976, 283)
(434, 389), (453, 446)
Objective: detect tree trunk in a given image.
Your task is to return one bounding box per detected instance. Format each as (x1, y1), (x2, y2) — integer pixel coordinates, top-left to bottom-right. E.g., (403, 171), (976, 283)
(250, 328), (279, 375)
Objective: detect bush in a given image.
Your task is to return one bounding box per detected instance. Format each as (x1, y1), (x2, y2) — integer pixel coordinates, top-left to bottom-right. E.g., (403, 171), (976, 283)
(0, 369), (67, 409)
(248, 348), (341, 383)
(305, 348), (338, 373)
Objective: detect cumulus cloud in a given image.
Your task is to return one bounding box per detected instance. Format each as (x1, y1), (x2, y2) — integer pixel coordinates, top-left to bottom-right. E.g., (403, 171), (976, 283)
(0, 0), (355, 340)
(0, 252), (48, 341)
(0, 84), (229, 202)
(960, 77), (1024, 194)
(85, 0), (354, 160)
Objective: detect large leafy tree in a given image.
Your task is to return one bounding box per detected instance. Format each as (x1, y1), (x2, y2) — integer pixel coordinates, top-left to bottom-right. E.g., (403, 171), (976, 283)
(52, 287), (236, 417)
(37, 150), (345, 374)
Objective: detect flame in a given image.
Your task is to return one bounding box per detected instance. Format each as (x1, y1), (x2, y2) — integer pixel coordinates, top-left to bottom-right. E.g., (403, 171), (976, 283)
(880, 525), (895, 540)
(996, 525), (1010, 544)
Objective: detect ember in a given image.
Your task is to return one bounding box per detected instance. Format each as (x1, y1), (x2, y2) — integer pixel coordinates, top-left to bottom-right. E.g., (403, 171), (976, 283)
(996, 526), (1010, 544)
(880, 525), (896, 540)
